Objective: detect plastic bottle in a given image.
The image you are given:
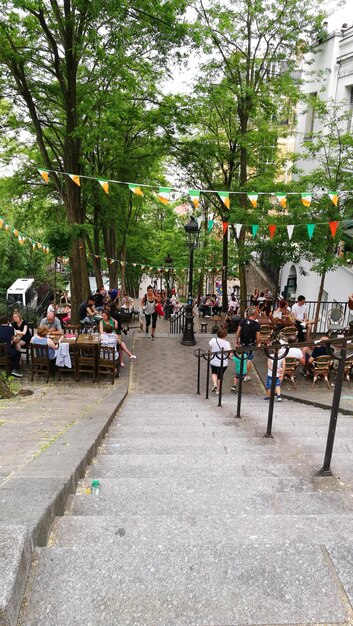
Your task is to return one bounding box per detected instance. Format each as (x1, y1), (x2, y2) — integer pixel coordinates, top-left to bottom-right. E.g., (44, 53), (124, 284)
(91, 479), (100, 495)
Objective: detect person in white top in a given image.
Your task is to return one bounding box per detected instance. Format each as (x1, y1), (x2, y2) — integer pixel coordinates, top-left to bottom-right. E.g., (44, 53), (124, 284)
(291, 295), (311, 341)
(209, 327), (232, 395)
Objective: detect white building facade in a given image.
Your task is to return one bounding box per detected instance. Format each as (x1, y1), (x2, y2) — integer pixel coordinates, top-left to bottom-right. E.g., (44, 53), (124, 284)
(279, 23), (353, 304)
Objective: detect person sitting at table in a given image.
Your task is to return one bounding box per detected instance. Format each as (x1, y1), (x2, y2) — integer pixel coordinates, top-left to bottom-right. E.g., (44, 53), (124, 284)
(78, 295), (97, 326)
(39, 311), (63, 336)
(271, 299), (290, 321)
(62, 304), (71, 325)
(99, 309), (136, 367)
(31, 325), (61, 360)
(291, 295), (311, 342)
(0, 315), (22, 377)
(305, 336), (330, 376)
(100, 324), (120, 360)
(60, 291), (70, 305)
(228, 293), (239, 315)
(11, 311), (31, 353)
(47, 299), (56, 314)
(250, 289), (259, 306)
(121, 292), (134, 312)
(93, 287), (106, 311)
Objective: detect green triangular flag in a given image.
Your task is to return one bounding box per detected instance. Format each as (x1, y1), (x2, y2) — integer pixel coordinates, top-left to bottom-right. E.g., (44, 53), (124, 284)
(252, 224), (259, 238)
(307, 224), (315, 239)
(208, 219), (214, 232)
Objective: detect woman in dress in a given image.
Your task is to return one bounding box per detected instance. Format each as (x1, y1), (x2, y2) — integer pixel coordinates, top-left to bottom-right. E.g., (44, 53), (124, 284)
(30, 325), (60, 360)
(99, 309), (135, 367)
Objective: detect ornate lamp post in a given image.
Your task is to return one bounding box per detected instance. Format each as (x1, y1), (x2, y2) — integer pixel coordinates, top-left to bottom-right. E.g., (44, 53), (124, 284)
(164, 253), (173, 320)
(181, 216), (200, 346)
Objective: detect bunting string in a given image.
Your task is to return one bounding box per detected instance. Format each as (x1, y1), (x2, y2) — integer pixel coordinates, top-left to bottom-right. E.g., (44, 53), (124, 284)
(37, 168), (347, 208)
(0, 215), (49, 252)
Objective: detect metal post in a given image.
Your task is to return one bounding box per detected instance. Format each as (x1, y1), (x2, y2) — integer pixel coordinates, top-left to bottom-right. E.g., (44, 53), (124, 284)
(196, 348), (201, 395)
(218, 349), (224, 407)
(319, 341), (347, 476)
(206, 351), (211, 399)
(181, 246), (196, 345)
(236, 349), (245, 419)
(265, 347), (278, 438)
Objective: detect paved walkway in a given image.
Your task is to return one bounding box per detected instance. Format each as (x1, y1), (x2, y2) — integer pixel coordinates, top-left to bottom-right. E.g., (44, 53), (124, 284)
(17, 328), (353, 626)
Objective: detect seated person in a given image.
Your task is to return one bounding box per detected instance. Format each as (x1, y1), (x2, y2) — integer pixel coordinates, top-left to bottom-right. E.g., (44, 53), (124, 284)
(0, 315), (22, 377)
(47, 299), (56, 314)
(228, 293), (239, 314)
(98, 310), (118, 334)
(101, 307), (136, 367)
(60, 291), (70, 305)
(212, 294), (222, 316)
(306, 336), (329, 375)
(31, 325), (61, 359)
(100, 325), (119, 359)
(78, 295), (97, 325)
(11, 311), (31, 353)
(225, 312), (241, 334)
(280, 334), (307, 366)
(39, 311), (63, 336)
(271, 299), (291, 321)
(291, 295), (311, 342)
(121, 293), (134, 312)
(94, 287), (106, 311)
(199, 295), (210, 318)
(62, 304), (71, 325)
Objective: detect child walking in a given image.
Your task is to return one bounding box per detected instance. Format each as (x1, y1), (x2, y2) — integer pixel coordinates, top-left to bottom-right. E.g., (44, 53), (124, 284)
(231, 350), (248, 393)
(265, 354), (285, 402)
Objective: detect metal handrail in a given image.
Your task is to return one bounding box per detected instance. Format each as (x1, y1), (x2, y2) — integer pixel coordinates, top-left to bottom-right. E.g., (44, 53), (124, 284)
(170, 305), (186, 334)
(193, 335), (353, 476)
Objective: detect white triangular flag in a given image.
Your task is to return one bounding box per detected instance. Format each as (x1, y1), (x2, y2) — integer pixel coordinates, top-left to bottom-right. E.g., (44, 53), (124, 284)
(236, 223), (242, 238)
(287, 225), (294, 240)
(197, 216), (202, 229)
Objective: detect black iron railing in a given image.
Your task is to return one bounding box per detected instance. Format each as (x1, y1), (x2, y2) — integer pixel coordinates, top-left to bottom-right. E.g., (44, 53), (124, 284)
(194, 335), (353, 476)
(170, 305), (186, 334)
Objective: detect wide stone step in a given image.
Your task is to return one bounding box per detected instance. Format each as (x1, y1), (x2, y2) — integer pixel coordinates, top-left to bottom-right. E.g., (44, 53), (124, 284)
(20, 542), (347, 626)
(50, 512), (353, 547)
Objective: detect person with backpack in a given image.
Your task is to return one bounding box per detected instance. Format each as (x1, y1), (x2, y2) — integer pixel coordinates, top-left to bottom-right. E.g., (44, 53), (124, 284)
(141, 285), (158, 340)
(235, 306), (261, 381)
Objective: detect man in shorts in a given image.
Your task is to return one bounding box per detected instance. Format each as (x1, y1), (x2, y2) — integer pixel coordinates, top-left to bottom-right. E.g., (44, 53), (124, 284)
(235, 306), (261, 381)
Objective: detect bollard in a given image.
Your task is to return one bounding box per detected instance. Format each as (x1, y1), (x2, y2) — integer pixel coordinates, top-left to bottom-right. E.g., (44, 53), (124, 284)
(218, 348), (224, 407)
(205, 351), (211, 399)
(195, 348), (201, 395)
(236, 348), (245, 419)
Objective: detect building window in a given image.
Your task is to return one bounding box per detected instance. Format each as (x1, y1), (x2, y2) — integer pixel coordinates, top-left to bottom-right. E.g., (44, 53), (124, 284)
(304, 92), (317, 140)
(347, 86), (353, 133)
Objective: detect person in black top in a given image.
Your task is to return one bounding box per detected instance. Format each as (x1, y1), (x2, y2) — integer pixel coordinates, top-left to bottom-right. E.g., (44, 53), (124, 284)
(78, 296), (96, 324)
(94, 287), (106, 311)
(11, 311), (31, 354)
(235, 307), (261, 381)
(0, 315), (22, 377)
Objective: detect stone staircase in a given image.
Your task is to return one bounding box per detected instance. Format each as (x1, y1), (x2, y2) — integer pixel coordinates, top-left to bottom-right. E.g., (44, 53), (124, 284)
(19, 394), (353, 626)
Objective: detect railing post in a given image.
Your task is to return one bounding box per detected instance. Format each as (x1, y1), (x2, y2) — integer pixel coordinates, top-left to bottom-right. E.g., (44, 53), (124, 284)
(319, 340), (347, 476)
(265, 347), (278, 439)
(205, 351), (211, 399)
(196, 348), (201, 395)
(218, 349), (224, 407)
(236, 348), (245, 419)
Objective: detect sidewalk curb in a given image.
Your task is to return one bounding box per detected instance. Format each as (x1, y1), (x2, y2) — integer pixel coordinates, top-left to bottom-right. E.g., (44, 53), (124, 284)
(0, 385), (128, 626)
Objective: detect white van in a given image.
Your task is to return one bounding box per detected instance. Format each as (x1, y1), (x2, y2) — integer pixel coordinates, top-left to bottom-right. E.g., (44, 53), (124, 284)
(6, 278), (38, 309)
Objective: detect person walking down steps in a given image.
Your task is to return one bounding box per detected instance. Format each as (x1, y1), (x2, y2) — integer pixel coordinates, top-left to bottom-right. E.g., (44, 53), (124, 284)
(141, 285), (158, 340)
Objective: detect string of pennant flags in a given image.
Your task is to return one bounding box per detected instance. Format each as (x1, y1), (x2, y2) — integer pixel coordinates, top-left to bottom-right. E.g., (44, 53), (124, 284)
(37, 168), (342, 208)
(0, 215), (49, 253)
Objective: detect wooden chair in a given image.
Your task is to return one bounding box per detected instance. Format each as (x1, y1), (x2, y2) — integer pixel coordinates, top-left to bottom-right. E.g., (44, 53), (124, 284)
(97, 345), (119, 384)
(259, 324), (273, 345)
(57, 343), (77, 381)
(283, 357), (299, 388)
(20, 322), (34, 364)
(309, 355), (333, 389)
(30, 343), (52, 383)
(76, 344), (96, 382)
(63, 324), (80, 336)
(0, 343), (11, 375)
(344, 356), (353, 384)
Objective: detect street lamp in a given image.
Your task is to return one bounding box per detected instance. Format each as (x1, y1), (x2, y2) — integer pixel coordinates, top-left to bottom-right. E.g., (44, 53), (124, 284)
(164, 253), (173, 320)
(181, 216), (200, 346)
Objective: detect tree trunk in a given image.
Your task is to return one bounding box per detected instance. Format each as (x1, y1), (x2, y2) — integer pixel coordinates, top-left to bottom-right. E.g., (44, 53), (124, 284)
(313, 270), (326, 338)
(102, 226), (119, 288)
(85, 233), (103, 289)
(0, 377), (14, 399)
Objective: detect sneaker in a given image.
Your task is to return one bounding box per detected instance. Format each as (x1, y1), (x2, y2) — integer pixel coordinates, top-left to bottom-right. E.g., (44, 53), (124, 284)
(145, 330), (149, 335)
(216, 390), (219, 395)
(130, 355), (137, 360)
(211, 385), (217, 393)
(264, 396), (269, 401)
(243, 375), (251, 382)
(11, 370), (22, 378)
(151, 335), (154, 341)
(230, 386), (237, 393)
(277, 395), (282, 402)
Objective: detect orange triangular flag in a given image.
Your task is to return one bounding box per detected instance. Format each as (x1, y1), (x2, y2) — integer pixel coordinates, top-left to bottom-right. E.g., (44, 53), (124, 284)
(329, 221), (339, 238)
(69, 174), (81, 187)
(38, 169), (49, 183)
(222, 221), (228, 235)
(98, 179), (109, 194)
(269, 224), (277, 239)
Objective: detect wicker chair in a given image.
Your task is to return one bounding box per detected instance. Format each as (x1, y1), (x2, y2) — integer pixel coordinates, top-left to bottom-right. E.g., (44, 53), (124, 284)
(327, 307), (345, 336)
(283, 357), (299, 388)
(309, 355), (333, 389)
(259, 324), (273, 345)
